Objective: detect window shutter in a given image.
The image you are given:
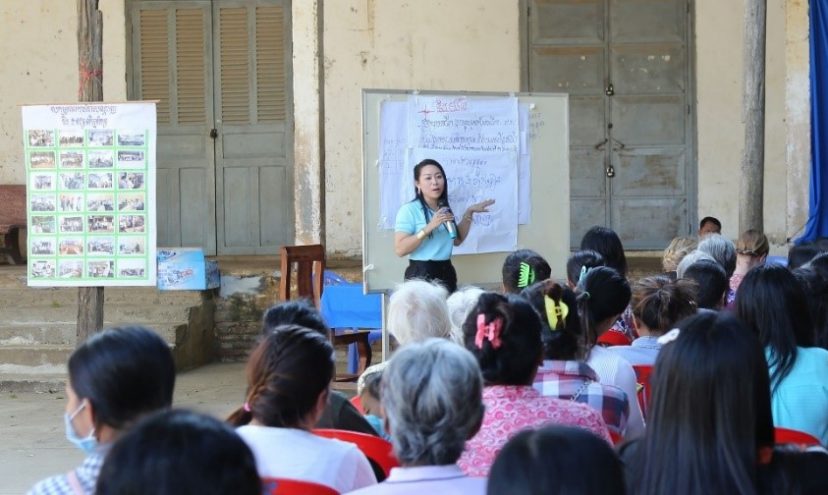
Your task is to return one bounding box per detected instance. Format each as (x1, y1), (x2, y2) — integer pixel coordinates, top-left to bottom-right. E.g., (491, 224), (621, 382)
(175, 9), (207, 125)
(139, 9), (171, 123)
(219, 7), (250, 124)
(256, 5), (286, 122)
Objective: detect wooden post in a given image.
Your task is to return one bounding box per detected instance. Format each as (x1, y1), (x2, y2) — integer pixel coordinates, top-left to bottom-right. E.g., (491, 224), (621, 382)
(740, 0), (767, 233)
(76, 0), (104, 343)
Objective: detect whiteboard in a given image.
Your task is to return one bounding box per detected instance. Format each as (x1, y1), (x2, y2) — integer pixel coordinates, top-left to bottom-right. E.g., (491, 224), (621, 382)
(362, 90), (569, 293)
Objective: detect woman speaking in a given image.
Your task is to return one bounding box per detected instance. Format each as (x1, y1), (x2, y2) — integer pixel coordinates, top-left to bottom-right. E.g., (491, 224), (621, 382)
(394, 159), (494, 293)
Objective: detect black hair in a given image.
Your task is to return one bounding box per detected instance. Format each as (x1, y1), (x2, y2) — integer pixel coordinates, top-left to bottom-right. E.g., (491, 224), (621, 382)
(699, 216), (722, 230)
(576, 266), (631, 352)
(68, 326), (175, 431)
(412, 159), (450, 235)
(462, 292), (543, 386)
(787, 242), (821, 270)
(227, 325), (334, 427)
(566, 250), (606, 287)
(521, 280), (584, 360)
(681, 259), (728, 310)
(487, 426), (625, 495)
(501, 249), (552, 294)
(262, 299), (329, 337)
(630, 312), (773, 495)
(796, 254), (828, 349)
(579, 226), (628, 277)
(96, 409), (260, 495)
(631, 275), (697, 335)
(735, 265), (814, 392)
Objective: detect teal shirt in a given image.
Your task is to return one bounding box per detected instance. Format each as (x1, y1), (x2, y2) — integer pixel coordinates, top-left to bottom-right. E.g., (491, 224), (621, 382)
(395, 200), (454, 261)
(766, 346), (828, 446)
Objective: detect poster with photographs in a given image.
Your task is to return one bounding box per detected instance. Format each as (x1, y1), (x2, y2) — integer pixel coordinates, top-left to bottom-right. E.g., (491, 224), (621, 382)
(21, 102), (156, 286)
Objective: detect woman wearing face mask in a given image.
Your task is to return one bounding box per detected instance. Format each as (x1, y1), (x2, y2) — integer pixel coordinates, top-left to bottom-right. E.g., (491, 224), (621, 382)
(394, 158), (494, 293)
(27, 326), (175, 495)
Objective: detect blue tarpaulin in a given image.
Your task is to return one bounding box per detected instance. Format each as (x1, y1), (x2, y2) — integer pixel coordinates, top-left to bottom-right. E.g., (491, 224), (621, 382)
(802, 0), (828, 242)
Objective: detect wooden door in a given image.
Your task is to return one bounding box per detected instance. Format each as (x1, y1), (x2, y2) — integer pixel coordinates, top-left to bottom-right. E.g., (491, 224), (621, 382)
(129, 0), (293, 255)
(527, 0), (694, 249)
(131, 1), (217, 253)
(213, 0), (293, 254)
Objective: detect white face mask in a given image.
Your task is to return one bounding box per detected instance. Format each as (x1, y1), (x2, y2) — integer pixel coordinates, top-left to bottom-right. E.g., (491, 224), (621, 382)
(64, 401), (97, 454)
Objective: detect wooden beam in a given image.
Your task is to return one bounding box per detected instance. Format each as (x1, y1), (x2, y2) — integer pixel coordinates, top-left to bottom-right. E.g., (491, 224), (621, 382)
(76, 0), (104, 343)
(740, 0), (767, 233)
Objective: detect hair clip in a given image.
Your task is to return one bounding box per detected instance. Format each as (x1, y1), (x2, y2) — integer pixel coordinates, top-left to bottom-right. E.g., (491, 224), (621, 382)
(577, 265), (591, 286)
(657, 328), (680, 345)
(475, 313), (504, 349)
(517, 262), (536, 289)
(544, 295), (569, 330)
(243, 402), (251, 413)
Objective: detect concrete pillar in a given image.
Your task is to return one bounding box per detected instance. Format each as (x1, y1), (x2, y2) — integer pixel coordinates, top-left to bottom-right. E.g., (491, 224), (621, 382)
(292, 0), (325, 246)
(785, 0), (811, 243)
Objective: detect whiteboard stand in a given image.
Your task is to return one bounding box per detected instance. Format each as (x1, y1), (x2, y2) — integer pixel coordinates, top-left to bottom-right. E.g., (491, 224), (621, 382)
(380, 293), (389, 362)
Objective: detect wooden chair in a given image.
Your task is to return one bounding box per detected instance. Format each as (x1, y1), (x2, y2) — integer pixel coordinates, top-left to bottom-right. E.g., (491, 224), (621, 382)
(279, 245), (372, 381)
(262, 477), (339, 495)
(775, 427), (823, 448)
(313, 428), (399, 478)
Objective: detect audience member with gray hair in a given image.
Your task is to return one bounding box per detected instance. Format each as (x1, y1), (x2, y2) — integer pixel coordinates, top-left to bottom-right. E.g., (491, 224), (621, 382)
(697, 233), (737, 278)
(357, 279), (452, 395)
(387, 279), (451, 345)
(675, 250), (716, 279)
(446, 286), (485, 345)
(348, 339), (487, 494)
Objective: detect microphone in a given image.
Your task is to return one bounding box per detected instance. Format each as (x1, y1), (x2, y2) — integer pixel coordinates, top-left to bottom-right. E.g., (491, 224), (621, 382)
(438, 199), (458, 239)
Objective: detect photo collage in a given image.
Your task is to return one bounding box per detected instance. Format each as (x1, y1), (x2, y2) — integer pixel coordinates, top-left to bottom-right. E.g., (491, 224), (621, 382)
(26, 128), (149, 281)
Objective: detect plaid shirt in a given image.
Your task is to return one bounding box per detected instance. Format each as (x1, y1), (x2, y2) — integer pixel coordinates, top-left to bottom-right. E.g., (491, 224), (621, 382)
(533, 360), (630, 437)
(27, 449), (106, 495)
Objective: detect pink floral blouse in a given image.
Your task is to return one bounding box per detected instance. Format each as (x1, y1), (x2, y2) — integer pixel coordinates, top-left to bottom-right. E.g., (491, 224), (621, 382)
(457, 385), (612, 477)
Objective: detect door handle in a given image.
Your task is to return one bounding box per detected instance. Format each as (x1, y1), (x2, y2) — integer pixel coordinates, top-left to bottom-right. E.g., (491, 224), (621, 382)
(611, 137), (626, 151)
(209, 128), (218, 139)
(605, 83), (614, 96)
(606, 165), (616, 178)
(594, 138), (608, 151)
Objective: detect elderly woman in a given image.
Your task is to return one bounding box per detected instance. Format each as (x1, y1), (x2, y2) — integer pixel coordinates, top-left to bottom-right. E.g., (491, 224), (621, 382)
(358, 279), (451, 394)
(349, 339), (487, 494)
(446, 286), (485, 344)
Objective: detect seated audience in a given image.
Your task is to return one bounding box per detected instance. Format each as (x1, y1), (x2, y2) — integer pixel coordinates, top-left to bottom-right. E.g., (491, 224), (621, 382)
(458, 292), (611, 476)
(675, 250), (716, 279)
(28, 326), (175, 495)
(800, 253), (828, 349)
(681, 259), (729, 310)
(359, 370), (389, 440)
(96, 410), (260, 495)
(579, 226), (636, 344)
(348, 339), (487, 494)
(788, 241), (824, 270)
(488, 426), (625, 495)
(522, 280), (630, 438)
(610, 275), (697, 366)
(446, 285), (484, 344)
(731, 229), (769, 294)
(565, 250), (606, 289)
(697, 234), (737, 304)
(577, 267), (645, 438)
(357, 279), (451, 395)
(228, 325), (376, 492)
(698, 215), (722, 236)
(262, 300), (376, 435)
(620, 312), (828, 495)
(735, 265), (828, 446)
(661, 235), (698, 278)
(501, 249), (552, 294)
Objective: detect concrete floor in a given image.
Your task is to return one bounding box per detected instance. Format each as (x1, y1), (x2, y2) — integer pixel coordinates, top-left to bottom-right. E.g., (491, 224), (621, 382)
(0, 362), (246, 494)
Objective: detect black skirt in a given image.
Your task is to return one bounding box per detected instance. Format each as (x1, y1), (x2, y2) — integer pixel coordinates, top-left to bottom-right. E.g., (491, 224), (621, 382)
(404, 259), (457, 293)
